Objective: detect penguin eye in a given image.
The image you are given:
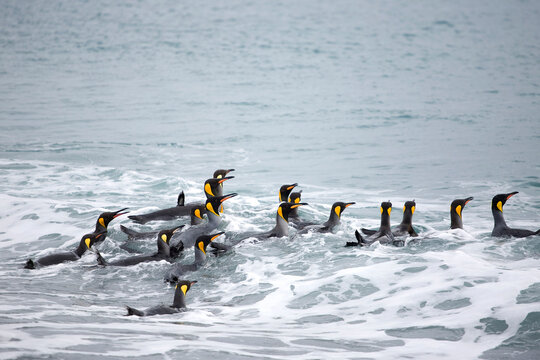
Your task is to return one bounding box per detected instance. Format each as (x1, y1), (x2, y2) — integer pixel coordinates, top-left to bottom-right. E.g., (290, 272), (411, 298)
(161, 234), (168, 243)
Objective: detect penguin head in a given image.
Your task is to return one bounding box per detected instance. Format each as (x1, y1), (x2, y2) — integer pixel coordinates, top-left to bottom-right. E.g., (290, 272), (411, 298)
(204, 176), (234, 198)
(277, 202), (308, 222)
(190, 205), (206, 223)
(80, 232), (105, 251)
(380, 201), (392, 216)
(175, 280), (197, 296)
(289, 190), (303, 204)
(450, 197), (473, 217)
(491, 192), (518, 212)
(279, 183), (298, 202)
(205, 193), (238, 217)
(331, 202), (356, 219)
(195, 232), (224, 254)
(213, 169), (235, 179)
(158, 225), (184, 245)
(403, 200), (416, 215)
(96, 208), (129, 229)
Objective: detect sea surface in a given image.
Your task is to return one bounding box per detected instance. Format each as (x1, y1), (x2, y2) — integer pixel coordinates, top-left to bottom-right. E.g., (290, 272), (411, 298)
(1, 0), (539, 359)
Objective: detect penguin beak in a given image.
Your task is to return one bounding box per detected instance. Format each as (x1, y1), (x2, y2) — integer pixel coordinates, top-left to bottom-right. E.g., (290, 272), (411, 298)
(464, 197), (474, 205)
(291, 202), (308, 209)
(113, 208), (129, 218)
(220, 193), (238, 203)
(218, 176), (234, 184)
(344, 202), (356, 208)
(287, 183), (298, 191)
(190, 280), (198, 286)
(210, 232), (225, 241)
(506, 191), (518, 200)
(226, 169), (235, 174)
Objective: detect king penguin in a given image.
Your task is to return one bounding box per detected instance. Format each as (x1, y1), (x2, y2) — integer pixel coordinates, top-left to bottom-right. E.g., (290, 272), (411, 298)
(96, 226), (183, 266)
(25, 232), (105, 269)
(125, 280), (197, 316)
(362, 200), (418, 237)
(93, 208), (129, 243)
(347, 202), (396, 246)
(297, 202), (355, 234)
(450, 197), (473, 229)
(491, 192), (539, 237)
(165, 232), (224, 283)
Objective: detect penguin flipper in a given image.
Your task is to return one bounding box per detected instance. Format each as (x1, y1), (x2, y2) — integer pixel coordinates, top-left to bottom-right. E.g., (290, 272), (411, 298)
(210, 242), (231, 254)
(177, 191), (185, 207)
(361, 228), (377, 236)
(96, 251), (108, 266)
(125, 306), (145, 316)
(345, 230), (363, 247)
(127, 215), (148, 224)
(507, 228), (540, 238)
(24, 259), (35, 269)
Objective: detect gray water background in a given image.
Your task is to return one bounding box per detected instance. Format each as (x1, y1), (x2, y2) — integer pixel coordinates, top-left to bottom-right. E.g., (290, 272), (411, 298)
(1, 0), (539, 359)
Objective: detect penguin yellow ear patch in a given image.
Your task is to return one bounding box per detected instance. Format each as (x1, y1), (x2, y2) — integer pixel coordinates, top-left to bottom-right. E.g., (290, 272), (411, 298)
(85, 238), (91, 249)
(456, 205), (462, 217)
(278, 206), (285, 221)
(334, 206), (342, 217)
(181, 285), (188, 295)
(205, 183), (214, 197)
(198, 241), (206, 254)
(99, 218), (105, 228)
(206, 203), (218, 216)
(497, 201), (503, 212)
(161, 234), (168, 243)
(295, 198), (300, 203)
(387, 207), (392, 216)
(403, 205), (406, 213)
(411, 206), (415, 215)
(194, 209), (202, 219)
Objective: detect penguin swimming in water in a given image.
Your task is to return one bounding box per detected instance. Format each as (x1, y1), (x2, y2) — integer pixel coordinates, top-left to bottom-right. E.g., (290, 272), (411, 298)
(361, 200), (418, 237)
(450, 197), (473, 229)
(230, 202), (308, 244)
(125, 280), (197, 317)
(96, 226), (183, 266)
(347, 202), (396, 246)
(165, 232), (224, 283)
(24, 232), (105, 269)
(168, 193), (237, 254)
(93, 208), (129, 243)
(120, 205), (206, 241)
(128, 176), (234, 224)
(297, 202), (355, 234)
(491, 192), (540, 237)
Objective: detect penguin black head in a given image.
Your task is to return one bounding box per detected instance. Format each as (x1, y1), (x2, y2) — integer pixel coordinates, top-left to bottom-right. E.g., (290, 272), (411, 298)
(331, 202), (356, 219)
(380, 201), (392, 216)
(279, 183), (298, 202)
(289, 190), (302, 204)
(491, 192), (518, 212)
(96, 208), (129, 230)
(206, 193), (238, 217)
(190, 205), (206, 223)
(175, 280), (197, 295)
(78, 232), (105, 252)
(278, 202), (308, 222)
(195, 232), (224, 254)
(204, 176), (235, 198)
(158, 225), (184, 245)
(450, 197), (473, 217)
(403, 200), (416, 215)
(213, 169), (235, 179)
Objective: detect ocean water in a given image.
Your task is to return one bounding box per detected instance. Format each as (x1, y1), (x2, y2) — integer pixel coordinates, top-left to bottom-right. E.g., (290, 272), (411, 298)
(1, 0), (540, 359)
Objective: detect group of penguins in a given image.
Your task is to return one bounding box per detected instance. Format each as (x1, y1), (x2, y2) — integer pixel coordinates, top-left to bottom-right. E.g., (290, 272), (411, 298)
(24, 169), (539, 317)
